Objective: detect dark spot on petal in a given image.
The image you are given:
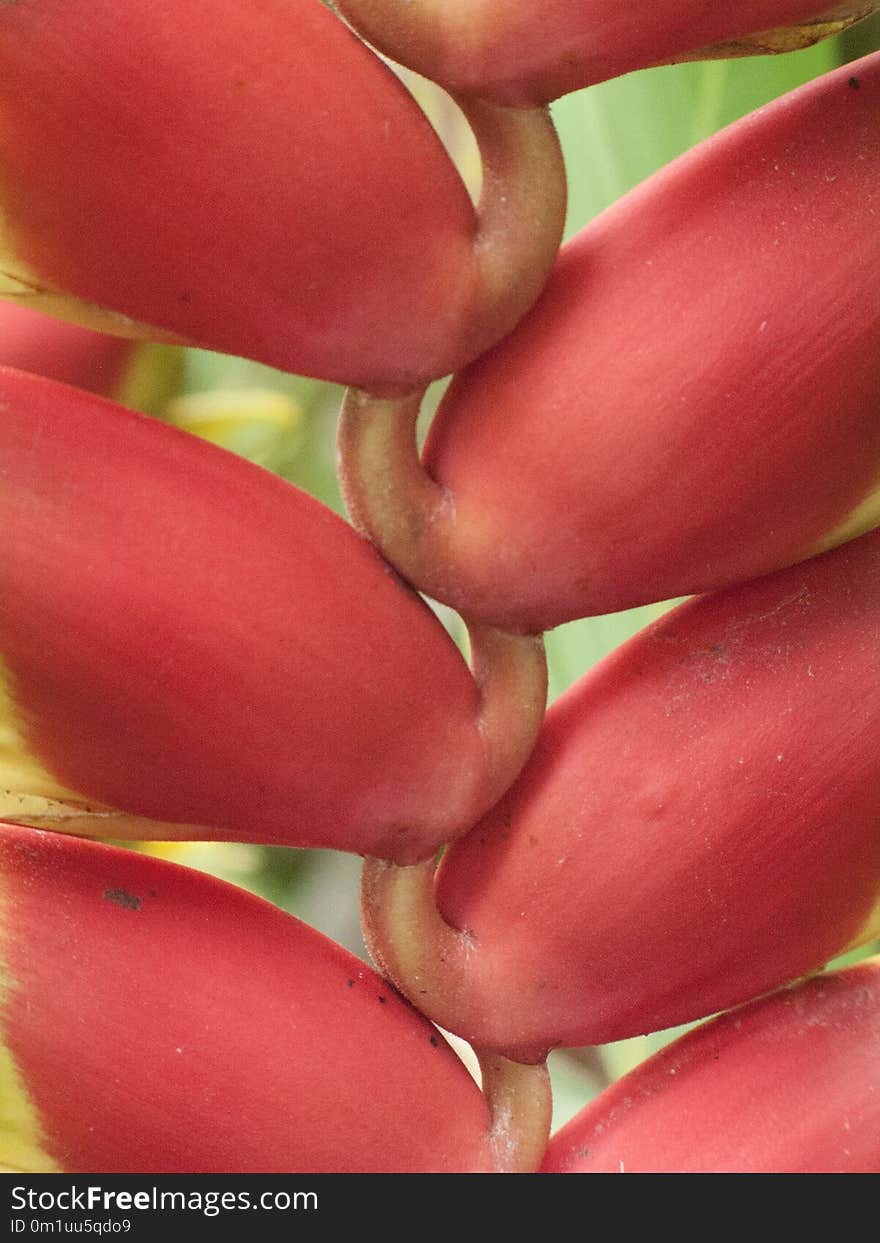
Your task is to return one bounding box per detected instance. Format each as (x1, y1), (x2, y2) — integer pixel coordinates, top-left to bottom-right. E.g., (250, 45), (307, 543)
(429, 1036), (438, 1048)
(849, 76), (860, 89)
(103, 888), (141, 911)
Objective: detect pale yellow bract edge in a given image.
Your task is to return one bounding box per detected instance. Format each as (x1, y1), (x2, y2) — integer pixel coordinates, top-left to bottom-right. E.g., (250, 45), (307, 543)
(675, 8), (877, 61)
(843, 893), (880, 957)
(0, 658), (216, 841)
(0, 206), (191, 345)
(0, 658), (88, 811)
(809, 481), (880, 558)
(0, 881), (61, 1172)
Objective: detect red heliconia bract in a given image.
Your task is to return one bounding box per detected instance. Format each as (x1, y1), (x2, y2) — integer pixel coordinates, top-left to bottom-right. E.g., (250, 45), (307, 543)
(0, 301), (134, 398)
(0, 0), (564, 392)
(0, 300), (182, 414)
(0, 825), (495, 1173)
(543, 959), (880, 1173)
(337, 0), (877, 104)
(0, 367), (544, 863)
(363, 531), (880, 1061)
(363, 54), (880, 633)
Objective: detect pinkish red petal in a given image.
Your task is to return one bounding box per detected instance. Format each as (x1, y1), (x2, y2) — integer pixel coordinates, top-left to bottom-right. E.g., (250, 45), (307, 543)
(0, 368), (497, 862)
(543, 958), (880, 1173)
(337, 1), (877, 103)
(0, 0), (504, 389)
(434, 532), (880, 1058)
(422, 55), (880, 631)
(0, 825), (493, 1172)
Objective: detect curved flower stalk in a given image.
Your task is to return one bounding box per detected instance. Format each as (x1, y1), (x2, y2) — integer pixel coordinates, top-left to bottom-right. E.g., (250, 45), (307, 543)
(0, 824), (501, 1173)
(0, 0), (565, 393)
(542, 958), (880, 1173)
(362, 531), (880, 1062)
(336, 1), (877, 104)
(340, 54), (880, 633)
(0, 369), (546, 863)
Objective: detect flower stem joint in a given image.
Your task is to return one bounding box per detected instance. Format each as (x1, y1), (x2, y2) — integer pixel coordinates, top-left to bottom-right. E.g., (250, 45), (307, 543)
(340, 53), (880, 633)
(0, 0), (564, 393)
(364, 531), (880, 1062)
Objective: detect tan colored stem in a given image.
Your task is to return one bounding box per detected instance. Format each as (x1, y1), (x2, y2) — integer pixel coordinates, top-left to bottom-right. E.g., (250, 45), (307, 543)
(475, 1049), (552, 1173)
(339, 6), (568, 356)
(361, 857), (470, 1024)
(467, 619), (547, 801)
(348, 94), (563, 391)
(338, 385), (526, 630)
(361, 856), (550, 1064)
(337, 386), (443, 587)
(361, 850), (553, 1163)
(459, 97), (566, 356)
(339, 387), (547, 802)
(337, 101), (565, 611)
